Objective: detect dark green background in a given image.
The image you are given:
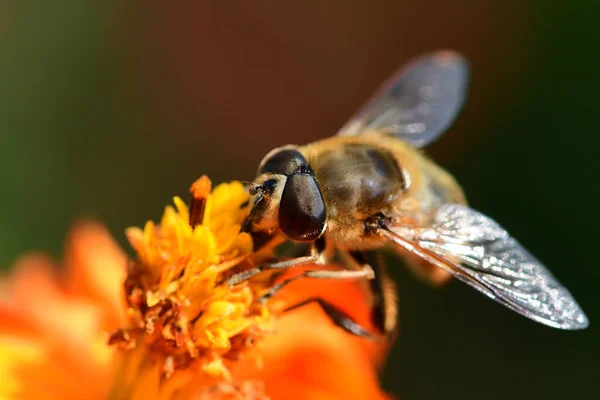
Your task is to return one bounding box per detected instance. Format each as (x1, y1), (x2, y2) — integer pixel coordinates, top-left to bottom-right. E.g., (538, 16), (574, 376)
(1, 1), (598, 398)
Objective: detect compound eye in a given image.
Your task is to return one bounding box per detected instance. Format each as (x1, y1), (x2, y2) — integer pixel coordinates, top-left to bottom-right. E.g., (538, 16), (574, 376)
(258, 147), (309, 176)
(278, 173), (326, 242)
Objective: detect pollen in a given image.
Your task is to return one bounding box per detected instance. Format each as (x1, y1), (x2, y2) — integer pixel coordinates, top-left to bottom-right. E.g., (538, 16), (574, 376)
(109, 176), (277, 396)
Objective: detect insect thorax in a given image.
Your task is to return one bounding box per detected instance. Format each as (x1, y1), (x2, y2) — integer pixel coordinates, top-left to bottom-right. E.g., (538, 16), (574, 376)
(310, 143), (406, 222)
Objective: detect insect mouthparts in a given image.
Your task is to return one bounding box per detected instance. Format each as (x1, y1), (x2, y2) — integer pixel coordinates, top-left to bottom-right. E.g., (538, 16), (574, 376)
(249, 184), (263, 196)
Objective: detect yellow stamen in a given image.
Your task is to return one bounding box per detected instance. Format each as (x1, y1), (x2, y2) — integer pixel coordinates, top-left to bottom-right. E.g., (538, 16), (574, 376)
(109, 176), (275, 399)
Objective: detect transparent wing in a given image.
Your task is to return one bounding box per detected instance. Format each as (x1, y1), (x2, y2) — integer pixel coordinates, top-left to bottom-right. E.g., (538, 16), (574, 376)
(338, 51), (469, 148)
(381, 204), (589, 330)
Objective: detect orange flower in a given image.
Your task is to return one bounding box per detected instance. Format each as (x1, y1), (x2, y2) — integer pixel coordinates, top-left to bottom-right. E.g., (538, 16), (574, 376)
(0, 177), (393, 400)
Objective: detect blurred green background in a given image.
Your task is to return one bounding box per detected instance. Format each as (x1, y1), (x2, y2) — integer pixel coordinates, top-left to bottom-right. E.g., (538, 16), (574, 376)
(1, 1), (598, 398)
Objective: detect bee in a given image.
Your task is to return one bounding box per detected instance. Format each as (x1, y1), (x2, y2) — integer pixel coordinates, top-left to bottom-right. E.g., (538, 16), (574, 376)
(228, 51), (589, 336)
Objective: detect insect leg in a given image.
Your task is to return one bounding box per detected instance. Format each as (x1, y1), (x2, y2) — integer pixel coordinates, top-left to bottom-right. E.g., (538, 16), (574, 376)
(348, 251), (398, 336)
(283, 297), (376, 339)
(226, 253), (321, 286)
(227, 236), (327, 287)
(258, 264), (375, 302)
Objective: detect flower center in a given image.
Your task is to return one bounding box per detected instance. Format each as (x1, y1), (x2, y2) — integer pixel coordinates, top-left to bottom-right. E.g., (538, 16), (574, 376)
(108, 176), (278, 399)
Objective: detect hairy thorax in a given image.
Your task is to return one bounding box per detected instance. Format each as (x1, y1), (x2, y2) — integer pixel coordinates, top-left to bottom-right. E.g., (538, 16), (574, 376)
(299, 132), (465, 251)
(301, 135), (407, 250)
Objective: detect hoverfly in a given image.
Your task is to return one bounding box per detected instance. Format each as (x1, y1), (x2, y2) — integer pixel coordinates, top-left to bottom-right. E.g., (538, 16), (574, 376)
(227, 51), (589, 336)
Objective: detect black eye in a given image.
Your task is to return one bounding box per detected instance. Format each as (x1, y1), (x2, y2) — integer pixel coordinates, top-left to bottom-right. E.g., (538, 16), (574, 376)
(259, 149), (310, 176)
(278, 173), (326, 242)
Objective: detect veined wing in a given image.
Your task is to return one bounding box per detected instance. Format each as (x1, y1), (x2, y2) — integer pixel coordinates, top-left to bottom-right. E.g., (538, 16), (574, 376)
(379, 204), (589, 330)
(337, 51), (469, 148)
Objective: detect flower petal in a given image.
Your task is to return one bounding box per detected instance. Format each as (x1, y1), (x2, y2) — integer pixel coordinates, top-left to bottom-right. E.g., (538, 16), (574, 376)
(64, 220), (127, 329)
(0, 336), (46, 399)
(7, 253), (101, 345)
(0, 253), (116, 399)
(235, 276), (393, 400)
